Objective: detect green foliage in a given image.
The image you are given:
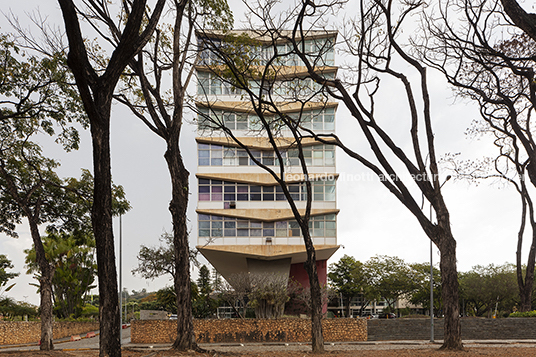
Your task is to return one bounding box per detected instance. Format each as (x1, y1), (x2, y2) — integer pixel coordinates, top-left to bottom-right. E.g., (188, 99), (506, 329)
(459, 263), (519, 317)
(0, 137), (63, 238)
(80, 304), (99, 318)
(46, 169), (131, 237)
(132, 232), (176, 280)
(195, 0), (233, 31)
(193, 266), (218, 318)
(365, 255), (419, 310)
(0, 297), (38, 320)
(509, 310), (536, 317)
(0, 254), (19, 293)
(408, 263), (441, 315)
(197, 265), (212, 296)
(155, 286), (177, 313)
(0, 34), (87, 149)
(328, 255), (374, 315)
(24, 231), (97, 318)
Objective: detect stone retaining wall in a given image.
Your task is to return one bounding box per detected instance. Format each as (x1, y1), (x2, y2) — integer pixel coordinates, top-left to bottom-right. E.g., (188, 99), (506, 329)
(368, 317), (536, 340)
(131, 318), (367, 344)
(0, 321), (99, 345)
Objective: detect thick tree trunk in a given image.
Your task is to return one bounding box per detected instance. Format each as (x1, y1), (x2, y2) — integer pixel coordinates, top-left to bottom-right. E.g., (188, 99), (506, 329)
(28, 219), (54, 351)
(165, 140), (196, 351)
(438, 233), (462, 350)
(40, 267), (54, 350)
(90, 109), (121, 357)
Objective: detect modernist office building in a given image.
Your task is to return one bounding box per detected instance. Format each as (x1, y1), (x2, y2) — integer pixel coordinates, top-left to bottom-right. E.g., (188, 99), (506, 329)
(195, 30), (339, 291)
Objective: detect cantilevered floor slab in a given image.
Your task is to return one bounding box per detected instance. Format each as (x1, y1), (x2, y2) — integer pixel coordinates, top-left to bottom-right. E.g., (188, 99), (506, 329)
(197, 244), (339, 283)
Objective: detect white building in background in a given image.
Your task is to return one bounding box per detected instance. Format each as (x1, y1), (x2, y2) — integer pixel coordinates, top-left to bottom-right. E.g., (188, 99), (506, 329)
(195, 30), (340, 296)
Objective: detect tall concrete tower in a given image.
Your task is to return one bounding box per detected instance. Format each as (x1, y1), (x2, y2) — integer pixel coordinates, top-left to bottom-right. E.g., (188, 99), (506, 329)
(195, 30), (339, 293)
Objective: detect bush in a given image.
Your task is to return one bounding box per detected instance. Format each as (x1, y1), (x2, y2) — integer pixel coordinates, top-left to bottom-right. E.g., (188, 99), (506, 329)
(81, 304), (99, 318)
(509, 310), (536, 317)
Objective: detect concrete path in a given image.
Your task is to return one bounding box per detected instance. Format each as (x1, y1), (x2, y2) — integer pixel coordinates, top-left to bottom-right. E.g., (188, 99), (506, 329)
(3, 331), (536, 353)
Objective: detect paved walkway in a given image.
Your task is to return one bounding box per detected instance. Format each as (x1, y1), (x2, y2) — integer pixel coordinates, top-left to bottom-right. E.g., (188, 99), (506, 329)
(3, 330), (536, 354)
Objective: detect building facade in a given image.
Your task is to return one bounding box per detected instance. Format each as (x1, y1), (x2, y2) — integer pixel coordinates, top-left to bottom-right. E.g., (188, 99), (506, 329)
(195, 30), (339, 292)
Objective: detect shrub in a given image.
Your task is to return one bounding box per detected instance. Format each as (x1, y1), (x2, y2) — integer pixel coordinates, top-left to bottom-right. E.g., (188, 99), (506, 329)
(509, 310), (536, 317)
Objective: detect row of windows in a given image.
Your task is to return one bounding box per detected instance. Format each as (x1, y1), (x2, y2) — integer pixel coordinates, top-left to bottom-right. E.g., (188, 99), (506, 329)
(198, 38), (335, 67)
(198, 143), (335, 167)
(197, 107), (335, 132)
(198, 214), (337, 238)
(198, 179), (336, 202)
(197, 72), (334, 98)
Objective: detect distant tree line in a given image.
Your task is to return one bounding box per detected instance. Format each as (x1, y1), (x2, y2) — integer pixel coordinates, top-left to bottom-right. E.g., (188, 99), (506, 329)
(329, 255), (529, 318)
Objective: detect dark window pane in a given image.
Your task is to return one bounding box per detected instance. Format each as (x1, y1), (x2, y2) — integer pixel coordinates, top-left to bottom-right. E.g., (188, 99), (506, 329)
(263, 229), (274, 236)
(237, 229), (249, 236)
(224, 229), (236, 236)
(263, 157), (274, 165)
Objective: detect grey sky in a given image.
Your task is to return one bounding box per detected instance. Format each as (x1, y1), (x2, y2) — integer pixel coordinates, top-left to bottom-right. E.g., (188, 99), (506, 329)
(0, 0), (524, 306)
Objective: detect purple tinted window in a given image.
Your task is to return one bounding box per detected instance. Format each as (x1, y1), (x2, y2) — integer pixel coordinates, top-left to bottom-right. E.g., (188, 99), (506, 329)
(199, 194), (210, 201)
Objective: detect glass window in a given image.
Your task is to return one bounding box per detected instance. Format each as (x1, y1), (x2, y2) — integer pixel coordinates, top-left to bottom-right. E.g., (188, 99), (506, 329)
(263, 222), (274, 236)
(263, 186), (274, 201)
(236, 115), (248, 130)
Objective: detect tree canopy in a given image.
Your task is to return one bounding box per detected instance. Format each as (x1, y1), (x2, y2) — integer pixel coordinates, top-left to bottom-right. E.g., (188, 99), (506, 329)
(0, 254), (19, 294)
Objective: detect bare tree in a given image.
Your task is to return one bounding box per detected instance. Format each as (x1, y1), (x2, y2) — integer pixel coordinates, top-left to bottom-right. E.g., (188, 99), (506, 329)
(196, 27), (337, 352)
(418, 0), (536, 312)
(202, 0), (463, 350)
(55, 1), (165, 356)
(110, 0), (232, 350)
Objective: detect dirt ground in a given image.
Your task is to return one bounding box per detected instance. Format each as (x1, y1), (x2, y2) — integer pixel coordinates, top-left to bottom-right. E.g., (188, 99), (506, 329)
(3, 347), (536, 357)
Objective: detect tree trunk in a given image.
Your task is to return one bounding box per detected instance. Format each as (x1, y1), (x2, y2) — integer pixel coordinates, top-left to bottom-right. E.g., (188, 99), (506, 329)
(40, 266), (54, 350)
(517, 219), (536, 312)
(438, 233), (462, 350)
(90, 108), (121, 357)
(165, 139), (195, 351)
(300, 225), (324, 353)
(28, 218), (54, 350)
(344, 296), (351, 318)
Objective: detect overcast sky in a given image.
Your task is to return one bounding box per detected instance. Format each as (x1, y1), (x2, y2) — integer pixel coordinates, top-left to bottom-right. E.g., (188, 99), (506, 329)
(0, 0), (526, 306)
